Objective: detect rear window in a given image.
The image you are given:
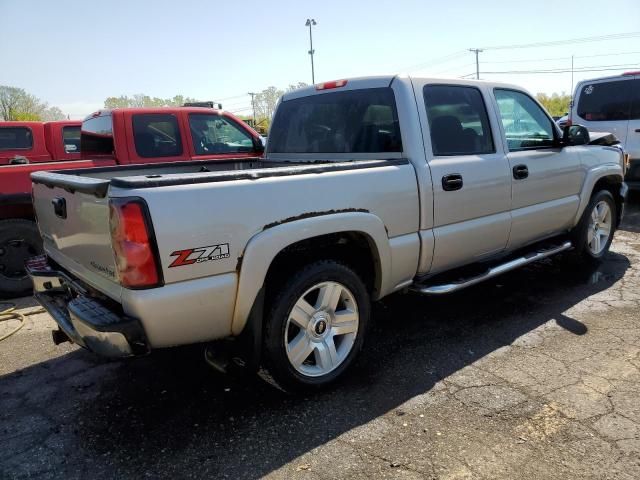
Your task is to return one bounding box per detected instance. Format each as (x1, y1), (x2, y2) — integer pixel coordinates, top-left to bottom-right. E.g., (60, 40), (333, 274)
(62, 126), (80, 153)
(81, 115), (114, 156)
(0, 127), (33, 150)
(132, 114), (182, 158)
(577, 80), (632, 121)
(268, 87), (402, 154)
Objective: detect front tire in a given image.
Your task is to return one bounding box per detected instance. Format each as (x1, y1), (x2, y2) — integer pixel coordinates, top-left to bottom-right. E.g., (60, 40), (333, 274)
(263, 260), (370, 392)
(571, 190), (616, 264)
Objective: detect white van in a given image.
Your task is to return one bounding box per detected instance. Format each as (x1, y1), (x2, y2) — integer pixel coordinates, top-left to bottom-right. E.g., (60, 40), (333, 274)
(570, 72), (639, 189)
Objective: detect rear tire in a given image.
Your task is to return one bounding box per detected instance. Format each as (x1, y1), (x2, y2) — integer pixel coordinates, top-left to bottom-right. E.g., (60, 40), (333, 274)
(263, 260), (370, 392)
(570, 190), (616, 264)
(0, 219), (42, 298)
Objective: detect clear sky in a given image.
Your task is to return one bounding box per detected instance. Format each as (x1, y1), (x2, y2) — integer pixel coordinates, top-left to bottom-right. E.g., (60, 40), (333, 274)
(1, 0), (639, 119)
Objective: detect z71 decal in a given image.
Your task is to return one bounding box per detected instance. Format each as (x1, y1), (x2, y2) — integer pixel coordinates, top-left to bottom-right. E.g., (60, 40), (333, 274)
(169, 243), (230, 268)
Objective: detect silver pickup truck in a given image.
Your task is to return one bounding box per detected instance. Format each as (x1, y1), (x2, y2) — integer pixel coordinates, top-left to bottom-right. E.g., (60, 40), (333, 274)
(28, 76), (627, 390)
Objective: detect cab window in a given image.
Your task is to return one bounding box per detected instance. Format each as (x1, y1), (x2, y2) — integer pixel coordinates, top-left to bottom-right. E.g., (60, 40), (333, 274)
(0, 127), (33, 150)
(423, 85), (494, 156)
(132, 114), (182, 158)
(494, 89), (555, 151)
(189, 114), (254, 155)
(62, 126), (80, 153)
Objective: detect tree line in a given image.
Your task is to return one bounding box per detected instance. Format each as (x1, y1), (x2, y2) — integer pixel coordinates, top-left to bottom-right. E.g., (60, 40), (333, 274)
(0, 86), (66, 121)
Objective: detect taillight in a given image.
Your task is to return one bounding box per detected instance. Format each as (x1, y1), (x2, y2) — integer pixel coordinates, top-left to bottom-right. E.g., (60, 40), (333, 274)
(109, 197), (162, 289)
(315, 79), (348, 90)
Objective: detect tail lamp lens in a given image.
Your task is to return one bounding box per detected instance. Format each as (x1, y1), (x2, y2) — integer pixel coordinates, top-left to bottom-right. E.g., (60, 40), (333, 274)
(109, 198), (161, 288)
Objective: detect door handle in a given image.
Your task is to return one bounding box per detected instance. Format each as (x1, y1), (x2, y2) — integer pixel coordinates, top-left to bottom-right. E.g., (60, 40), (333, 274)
(52, 197), (67, 219)
(635, 129), (640, 133)
(442, 173), (463, 191)
(513, 164), (529, 180)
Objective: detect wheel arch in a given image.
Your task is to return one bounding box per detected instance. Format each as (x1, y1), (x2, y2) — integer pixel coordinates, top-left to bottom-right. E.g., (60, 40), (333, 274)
(574, 165), (624, 227)
(231, 212), (391, 335)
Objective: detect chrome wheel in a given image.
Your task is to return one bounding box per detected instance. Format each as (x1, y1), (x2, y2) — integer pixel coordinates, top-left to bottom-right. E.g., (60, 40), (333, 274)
(284, 281), (359, 377)
(587, 200), (612, 255)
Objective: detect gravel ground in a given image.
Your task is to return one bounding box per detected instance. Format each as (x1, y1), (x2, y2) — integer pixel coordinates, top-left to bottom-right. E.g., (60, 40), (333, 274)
(1, 195), (640, 480)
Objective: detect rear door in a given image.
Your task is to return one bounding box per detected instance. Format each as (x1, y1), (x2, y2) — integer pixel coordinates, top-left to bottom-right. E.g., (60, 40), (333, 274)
(416, 82), (512, 273)
(627, 77), (640, 161)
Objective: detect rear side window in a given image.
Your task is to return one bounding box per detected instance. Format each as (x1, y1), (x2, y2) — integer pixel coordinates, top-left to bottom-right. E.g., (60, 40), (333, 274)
(132, 114), (182, 158)
(268, 87), (402, 153)
(81, 114), (114, 156)
(0, 127), (33, 150)
(189, 114), (254, 155)
(62, 126), (80, 153)
(423, 85), (494, 156)
(577, 80), (632, 121)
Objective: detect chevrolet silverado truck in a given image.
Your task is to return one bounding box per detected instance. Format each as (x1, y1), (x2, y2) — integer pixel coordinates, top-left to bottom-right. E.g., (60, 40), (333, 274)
(0, 107), (262, 297)
(28, 76), (627, 390)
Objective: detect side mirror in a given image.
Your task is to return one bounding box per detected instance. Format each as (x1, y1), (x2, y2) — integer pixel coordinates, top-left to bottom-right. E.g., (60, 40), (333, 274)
(253, 136), (265, 155)
(563, 125), (590, 146)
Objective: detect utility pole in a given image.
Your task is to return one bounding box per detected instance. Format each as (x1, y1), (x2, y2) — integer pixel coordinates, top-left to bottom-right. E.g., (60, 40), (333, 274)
(570, 55), (575, 95)
(469, 48), (483, 80)
(305, 18), (317, 84)
(247, 92), (256, 126)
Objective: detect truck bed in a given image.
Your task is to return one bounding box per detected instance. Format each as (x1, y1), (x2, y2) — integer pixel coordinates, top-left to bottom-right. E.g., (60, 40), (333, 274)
(31, 157), (405, 197)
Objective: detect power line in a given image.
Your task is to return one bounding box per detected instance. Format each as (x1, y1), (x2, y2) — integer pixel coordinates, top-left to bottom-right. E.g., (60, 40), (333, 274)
(483, 49), (640, 65)
(481, 63), (640, 75)
(395, 50), (468, 73)
(480, 31), (640, 51)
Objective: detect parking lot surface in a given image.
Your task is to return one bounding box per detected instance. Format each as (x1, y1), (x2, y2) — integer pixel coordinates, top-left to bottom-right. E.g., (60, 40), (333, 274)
(1, 195), (640, 480)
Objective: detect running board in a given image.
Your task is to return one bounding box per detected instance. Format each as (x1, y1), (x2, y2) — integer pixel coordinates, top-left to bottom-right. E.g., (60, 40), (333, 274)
(410, 241), (572, 295)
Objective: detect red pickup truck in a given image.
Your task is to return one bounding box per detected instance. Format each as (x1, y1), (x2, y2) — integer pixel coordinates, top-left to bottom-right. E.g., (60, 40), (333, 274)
(0, 107), (262, 297)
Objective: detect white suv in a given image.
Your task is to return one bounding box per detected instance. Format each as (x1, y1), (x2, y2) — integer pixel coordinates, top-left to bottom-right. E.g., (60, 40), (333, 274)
(570, 71), (640, 189)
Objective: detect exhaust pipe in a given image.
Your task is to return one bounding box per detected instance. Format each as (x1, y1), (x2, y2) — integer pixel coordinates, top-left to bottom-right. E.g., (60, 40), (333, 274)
(51, 328), (71, 345)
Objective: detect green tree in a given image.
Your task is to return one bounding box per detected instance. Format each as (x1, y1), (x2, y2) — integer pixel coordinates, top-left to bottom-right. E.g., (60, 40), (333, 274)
(536, 92), (571, 118)
(104, 94), (199, 109)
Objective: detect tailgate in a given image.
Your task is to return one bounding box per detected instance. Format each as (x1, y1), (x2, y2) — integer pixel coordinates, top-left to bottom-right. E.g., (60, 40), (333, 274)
(31, 172), (121, 299)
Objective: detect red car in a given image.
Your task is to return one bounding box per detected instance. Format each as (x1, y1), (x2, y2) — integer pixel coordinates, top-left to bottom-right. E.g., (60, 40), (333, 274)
(0, 107), (262, 297)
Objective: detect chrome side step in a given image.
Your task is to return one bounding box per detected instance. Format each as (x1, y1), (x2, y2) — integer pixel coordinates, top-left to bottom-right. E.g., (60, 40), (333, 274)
(410, 241), (572, 295)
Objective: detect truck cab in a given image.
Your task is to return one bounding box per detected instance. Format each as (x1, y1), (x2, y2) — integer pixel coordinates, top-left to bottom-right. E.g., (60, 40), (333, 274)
(0, 120), (81, 165)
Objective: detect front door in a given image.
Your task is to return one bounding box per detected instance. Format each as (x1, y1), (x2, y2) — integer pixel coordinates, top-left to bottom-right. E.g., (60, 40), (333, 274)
(417, 83), (512, 274)
(492, 88), (584, 249)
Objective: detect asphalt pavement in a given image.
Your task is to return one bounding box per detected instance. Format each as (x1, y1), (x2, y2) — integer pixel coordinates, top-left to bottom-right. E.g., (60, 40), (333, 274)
(1, 194), (640, 480)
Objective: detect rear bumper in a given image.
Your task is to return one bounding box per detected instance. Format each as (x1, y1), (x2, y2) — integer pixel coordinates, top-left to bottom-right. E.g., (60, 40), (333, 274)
(26, 256), (149, 357)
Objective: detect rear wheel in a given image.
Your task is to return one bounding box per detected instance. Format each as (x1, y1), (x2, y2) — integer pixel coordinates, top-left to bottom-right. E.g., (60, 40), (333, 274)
(0, 219), (42, 298)
(263, 260), (370, 392)
(571, 190), (616, 264)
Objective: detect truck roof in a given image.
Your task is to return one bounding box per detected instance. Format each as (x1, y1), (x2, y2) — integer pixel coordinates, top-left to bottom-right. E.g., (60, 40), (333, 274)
(84, 106), (225, 120)
(0, 120), (80, 127)
(282, 75), (532, 101)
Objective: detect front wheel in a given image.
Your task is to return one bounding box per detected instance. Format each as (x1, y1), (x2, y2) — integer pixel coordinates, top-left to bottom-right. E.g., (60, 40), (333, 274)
(263, 260), (370, 392)
(571, 190), (616, 263)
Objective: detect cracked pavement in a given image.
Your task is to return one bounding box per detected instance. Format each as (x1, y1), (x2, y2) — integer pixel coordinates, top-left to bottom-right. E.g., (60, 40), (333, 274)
(1, 194), (640, 479)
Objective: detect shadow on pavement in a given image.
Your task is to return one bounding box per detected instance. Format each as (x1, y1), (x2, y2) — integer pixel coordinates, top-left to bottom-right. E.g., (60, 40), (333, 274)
(0, 250), (631, 479)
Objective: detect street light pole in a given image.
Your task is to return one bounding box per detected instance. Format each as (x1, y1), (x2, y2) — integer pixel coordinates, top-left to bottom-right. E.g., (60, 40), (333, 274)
(305, 18), (317, 84)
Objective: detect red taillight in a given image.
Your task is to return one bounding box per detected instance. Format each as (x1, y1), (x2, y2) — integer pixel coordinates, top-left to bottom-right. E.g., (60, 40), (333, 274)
(315, 79), (348, 90)
(109, 198), (161, 288)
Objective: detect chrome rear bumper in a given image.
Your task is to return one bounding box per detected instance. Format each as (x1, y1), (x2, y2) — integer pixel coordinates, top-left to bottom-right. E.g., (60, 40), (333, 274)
(26, 255), (148, 357)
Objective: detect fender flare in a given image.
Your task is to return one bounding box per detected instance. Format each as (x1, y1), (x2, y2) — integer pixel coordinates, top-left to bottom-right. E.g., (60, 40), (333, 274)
(231, 212), (391, 335)
(573, 163), (624, 226)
